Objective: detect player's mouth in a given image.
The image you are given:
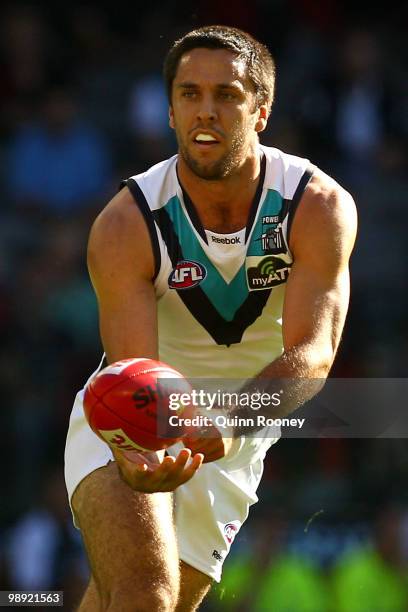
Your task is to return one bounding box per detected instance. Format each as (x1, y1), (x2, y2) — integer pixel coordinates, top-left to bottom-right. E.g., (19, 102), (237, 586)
(191, 130), (221, 149)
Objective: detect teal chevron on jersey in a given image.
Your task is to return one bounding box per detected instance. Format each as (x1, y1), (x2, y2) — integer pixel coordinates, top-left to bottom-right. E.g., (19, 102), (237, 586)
(164, 195), (203, 259)
(247, 189), (284, 256)
(163, 196), (249, 321)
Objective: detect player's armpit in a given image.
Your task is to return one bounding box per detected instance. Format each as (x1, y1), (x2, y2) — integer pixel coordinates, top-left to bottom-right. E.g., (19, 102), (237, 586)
(87, 187), (159, 364)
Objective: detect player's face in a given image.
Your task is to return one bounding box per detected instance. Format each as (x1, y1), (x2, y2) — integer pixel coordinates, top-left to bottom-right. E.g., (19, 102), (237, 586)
(169, 48), (267, 180)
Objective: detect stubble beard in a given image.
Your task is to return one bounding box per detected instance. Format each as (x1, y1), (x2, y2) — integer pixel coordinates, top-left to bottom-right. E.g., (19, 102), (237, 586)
(176, 127), (248, 181)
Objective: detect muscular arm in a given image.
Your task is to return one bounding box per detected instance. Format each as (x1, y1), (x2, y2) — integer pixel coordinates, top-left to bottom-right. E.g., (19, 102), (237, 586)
(87, 187), (203, 489)
(87, 187), (158, 364)
(233, 169), (357, 429)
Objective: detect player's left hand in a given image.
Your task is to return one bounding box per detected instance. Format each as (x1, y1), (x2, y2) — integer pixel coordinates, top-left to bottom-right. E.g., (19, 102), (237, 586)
(183, 420), (234, 463)
(111, 447), (203, 492)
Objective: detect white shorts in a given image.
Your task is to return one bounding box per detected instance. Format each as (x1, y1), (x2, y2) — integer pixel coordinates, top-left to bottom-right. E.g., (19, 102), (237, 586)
(64, 387), (279, 582)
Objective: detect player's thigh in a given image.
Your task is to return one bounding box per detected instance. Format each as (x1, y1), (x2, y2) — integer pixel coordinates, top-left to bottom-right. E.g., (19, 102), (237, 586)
(176, 561), (213, 612)
(72, 462), (179, 607)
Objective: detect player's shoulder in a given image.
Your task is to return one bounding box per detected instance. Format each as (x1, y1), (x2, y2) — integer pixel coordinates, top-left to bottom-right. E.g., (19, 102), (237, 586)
(261, 144), (355, 216)
(299, 166), (357, 233)
(261, 144), (309, 175)
(130, 154), (178, 184)
(90, 185), (144, 247)
(290, 166), (357, 257)
(306, 166), (356, 214)
(126, 154), (179, 211)
(91, 154), (173, 233)
(87, 184), (156, 280)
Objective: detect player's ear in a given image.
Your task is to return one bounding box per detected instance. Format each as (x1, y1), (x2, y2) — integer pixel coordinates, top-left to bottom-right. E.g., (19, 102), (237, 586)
(169, 106), (175, 130)
(255, 104), (268, 133)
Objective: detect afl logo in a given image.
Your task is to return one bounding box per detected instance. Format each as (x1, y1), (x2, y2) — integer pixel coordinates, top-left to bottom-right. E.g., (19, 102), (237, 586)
(224, 522), (239, 544)
(168, 260), (207, 290)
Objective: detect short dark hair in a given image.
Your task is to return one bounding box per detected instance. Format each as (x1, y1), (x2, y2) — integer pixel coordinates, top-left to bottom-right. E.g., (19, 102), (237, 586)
(163, 25), (276, 114)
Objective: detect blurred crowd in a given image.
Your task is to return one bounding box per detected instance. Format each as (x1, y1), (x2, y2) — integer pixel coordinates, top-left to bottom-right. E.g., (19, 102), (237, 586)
(0, 2), (407, 610)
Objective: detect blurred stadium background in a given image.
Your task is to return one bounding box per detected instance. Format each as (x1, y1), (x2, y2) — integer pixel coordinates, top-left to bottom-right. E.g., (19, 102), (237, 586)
(0, 2), (407, 610)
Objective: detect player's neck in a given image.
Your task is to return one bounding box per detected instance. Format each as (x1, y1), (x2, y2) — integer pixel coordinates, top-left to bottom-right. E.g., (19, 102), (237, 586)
(177, 146), (262, 217)
(177, 145), (263, 233)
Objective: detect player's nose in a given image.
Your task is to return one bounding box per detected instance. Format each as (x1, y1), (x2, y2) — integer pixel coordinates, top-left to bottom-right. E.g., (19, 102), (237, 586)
(196, 96), (218, 122)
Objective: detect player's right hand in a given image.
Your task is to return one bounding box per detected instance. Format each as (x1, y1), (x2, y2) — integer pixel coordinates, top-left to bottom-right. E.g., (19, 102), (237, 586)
(111, 447), (203, 493)
(183, 422), (234, 463)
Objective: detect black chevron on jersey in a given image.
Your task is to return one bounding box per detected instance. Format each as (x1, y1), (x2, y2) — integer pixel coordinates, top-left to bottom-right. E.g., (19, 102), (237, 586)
(153, 207), (272, 346)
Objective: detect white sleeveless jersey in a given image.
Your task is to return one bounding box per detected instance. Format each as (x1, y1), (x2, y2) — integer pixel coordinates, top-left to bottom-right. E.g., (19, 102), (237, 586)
(122, 145), (314, 379)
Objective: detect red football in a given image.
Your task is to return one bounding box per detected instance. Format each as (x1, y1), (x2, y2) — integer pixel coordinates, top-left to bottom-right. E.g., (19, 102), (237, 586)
(83, 358), (191, 452)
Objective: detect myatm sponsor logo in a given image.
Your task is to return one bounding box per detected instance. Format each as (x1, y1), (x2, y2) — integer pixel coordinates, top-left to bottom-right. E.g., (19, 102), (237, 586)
(247, 256), (291, 290)
(168, 260), (207, 289)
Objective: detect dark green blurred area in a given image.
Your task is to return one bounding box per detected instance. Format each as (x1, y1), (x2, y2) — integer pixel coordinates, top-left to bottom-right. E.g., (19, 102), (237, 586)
(0, 2), (407, 610)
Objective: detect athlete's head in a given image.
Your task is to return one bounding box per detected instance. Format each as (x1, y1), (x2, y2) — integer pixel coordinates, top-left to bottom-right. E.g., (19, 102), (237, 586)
(164, 26), (276, 114)
(164, 26), (276, 180)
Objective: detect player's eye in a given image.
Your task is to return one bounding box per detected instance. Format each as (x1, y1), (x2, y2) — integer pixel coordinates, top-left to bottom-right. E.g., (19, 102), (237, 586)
(219, 92), (236, 100)
(181, 91), (197, 98)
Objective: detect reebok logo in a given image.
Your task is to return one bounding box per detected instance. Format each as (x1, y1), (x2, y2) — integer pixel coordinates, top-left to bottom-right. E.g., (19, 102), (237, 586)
(211, 236), (241, 245)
